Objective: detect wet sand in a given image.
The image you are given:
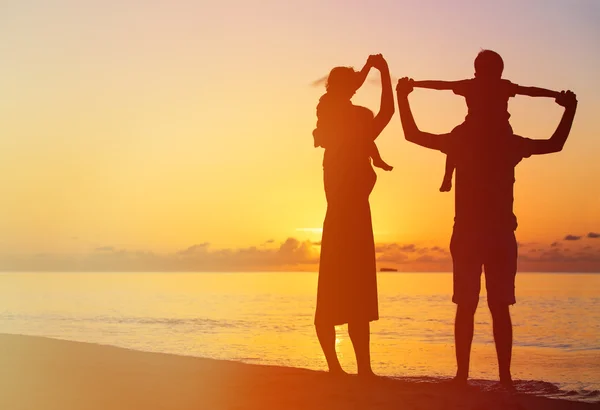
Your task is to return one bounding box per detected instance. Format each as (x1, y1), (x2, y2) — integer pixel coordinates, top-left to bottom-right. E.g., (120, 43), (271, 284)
(0, 334), (594, 410)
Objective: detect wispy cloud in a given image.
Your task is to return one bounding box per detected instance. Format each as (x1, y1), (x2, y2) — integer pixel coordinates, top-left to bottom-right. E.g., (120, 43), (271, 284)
(2, 233), (599, 272)
(375, 243), (452, 271)
(519, 245), (600, 272)
(95, 246), (116, 252)
(0, 238), (319, 272)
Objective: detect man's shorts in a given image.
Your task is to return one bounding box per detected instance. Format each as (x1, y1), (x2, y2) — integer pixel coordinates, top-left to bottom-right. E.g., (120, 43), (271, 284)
(450, 227), (518, 306)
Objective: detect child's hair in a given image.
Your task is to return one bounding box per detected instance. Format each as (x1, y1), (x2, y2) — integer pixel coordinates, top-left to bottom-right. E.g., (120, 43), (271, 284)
(326, 66), (358, 94)
(474, 50), (504, 79)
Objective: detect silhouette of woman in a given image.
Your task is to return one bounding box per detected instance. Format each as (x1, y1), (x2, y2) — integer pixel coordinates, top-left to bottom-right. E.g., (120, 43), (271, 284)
(313, 54), (394, 377)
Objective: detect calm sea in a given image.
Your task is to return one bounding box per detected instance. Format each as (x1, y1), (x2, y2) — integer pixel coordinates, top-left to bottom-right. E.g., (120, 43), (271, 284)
(0, 272), (598, 402)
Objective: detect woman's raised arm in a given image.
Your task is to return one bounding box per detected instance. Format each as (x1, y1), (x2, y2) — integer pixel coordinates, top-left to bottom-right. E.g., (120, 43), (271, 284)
(354, 58), (373, 92)
(371, 54), (394, 140)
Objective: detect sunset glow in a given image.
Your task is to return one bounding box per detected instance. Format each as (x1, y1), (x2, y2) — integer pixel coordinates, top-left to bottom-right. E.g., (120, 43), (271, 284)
(1, 0), (599, 272)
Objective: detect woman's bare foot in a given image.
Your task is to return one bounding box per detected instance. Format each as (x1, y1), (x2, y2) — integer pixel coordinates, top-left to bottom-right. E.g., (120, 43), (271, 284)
(327, 364), (348, 377)
(357, 368), (379, 380)
(439, 179), (452, 192)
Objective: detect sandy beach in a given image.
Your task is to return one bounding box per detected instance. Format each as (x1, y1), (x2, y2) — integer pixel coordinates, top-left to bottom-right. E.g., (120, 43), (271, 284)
(0, 334), (595, 410)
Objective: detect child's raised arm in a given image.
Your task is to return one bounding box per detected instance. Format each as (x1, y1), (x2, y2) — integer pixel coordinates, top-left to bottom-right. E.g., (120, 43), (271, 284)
(412, 80), (463, 91)
(354, 59), (373, 91)
(514, 85), (561, 99)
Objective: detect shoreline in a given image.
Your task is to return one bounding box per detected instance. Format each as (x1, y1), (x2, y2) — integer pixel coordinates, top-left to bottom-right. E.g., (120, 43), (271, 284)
(0, 334), (596, 410)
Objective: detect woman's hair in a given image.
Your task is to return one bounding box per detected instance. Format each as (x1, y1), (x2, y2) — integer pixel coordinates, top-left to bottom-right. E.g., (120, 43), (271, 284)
(326, 66), (358, 94)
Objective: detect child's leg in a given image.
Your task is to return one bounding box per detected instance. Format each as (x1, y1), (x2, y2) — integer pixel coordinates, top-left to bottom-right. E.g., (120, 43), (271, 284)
(440, 154), (455, 192)
(439, 120), (471, 192)
(370, 142), (393, 171)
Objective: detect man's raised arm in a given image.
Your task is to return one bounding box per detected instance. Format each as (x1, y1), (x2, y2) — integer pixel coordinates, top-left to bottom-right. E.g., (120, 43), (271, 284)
(396, 77), (449, 151)
(527, 91), (578, 155)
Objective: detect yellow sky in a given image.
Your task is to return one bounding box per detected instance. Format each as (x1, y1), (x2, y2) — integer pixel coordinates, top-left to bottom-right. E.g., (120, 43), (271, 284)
(1, 1), (599, 270)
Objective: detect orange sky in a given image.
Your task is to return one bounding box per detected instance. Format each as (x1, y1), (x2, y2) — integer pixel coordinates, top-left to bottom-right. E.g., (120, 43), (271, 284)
(1, 0), (599, 271)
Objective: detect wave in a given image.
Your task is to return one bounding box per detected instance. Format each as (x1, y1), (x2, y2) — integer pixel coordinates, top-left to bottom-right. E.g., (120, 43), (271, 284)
(390, 376), (600, 403)
(0, 312), (244, 330)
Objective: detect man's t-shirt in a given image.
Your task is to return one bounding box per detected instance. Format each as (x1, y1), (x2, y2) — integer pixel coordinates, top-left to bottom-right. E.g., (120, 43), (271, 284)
(439, 129), (535, 231)
(453, 78), (518, 124)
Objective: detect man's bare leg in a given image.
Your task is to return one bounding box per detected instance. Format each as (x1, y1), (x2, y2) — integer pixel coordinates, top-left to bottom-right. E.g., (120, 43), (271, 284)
(454, 303), (477, 383)
(489, 303), (513, 387)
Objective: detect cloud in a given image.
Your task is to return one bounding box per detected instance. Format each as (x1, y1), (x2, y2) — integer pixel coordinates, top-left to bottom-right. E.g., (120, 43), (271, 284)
(588, 232), (600, 239)
(414, 254), (452, 264)
(2, 237), (599, 273)
(0, 238), (321, 272)
(177, 243), (210, 255)
(95, 246), (115, 252)
(375, 243), (451, 271)
(375, 243), (423, 254)
(375, 243), (411, 263)
(400, 244), (417, 253)
(375, 239), (600, 273)
(564, 235), (582, 241)
(519, 244), (600, 272)
(516, 241), (538, 248)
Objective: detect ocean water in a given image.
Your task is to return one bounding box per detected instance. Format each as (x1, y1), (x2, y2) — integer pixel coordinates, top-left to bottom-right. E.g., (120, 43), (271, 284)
(0, 272), (598, 402)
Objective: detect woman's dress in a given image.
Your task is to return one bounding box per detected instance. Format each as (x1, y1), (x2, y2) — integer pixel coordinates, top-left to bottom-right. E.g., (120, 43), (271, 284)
(315, 104), (378, 326)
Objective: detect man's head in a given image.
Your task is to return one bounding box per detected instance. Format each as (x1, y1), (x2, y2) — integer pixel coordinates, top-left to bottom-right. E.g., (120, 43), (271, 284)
(474, 50), (504, 79)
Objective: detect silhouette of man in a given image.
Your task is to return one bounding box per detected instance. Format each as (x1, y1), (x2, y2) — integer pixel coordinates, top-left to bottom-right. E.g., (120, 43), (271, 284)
(395, 77), (577, 387)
